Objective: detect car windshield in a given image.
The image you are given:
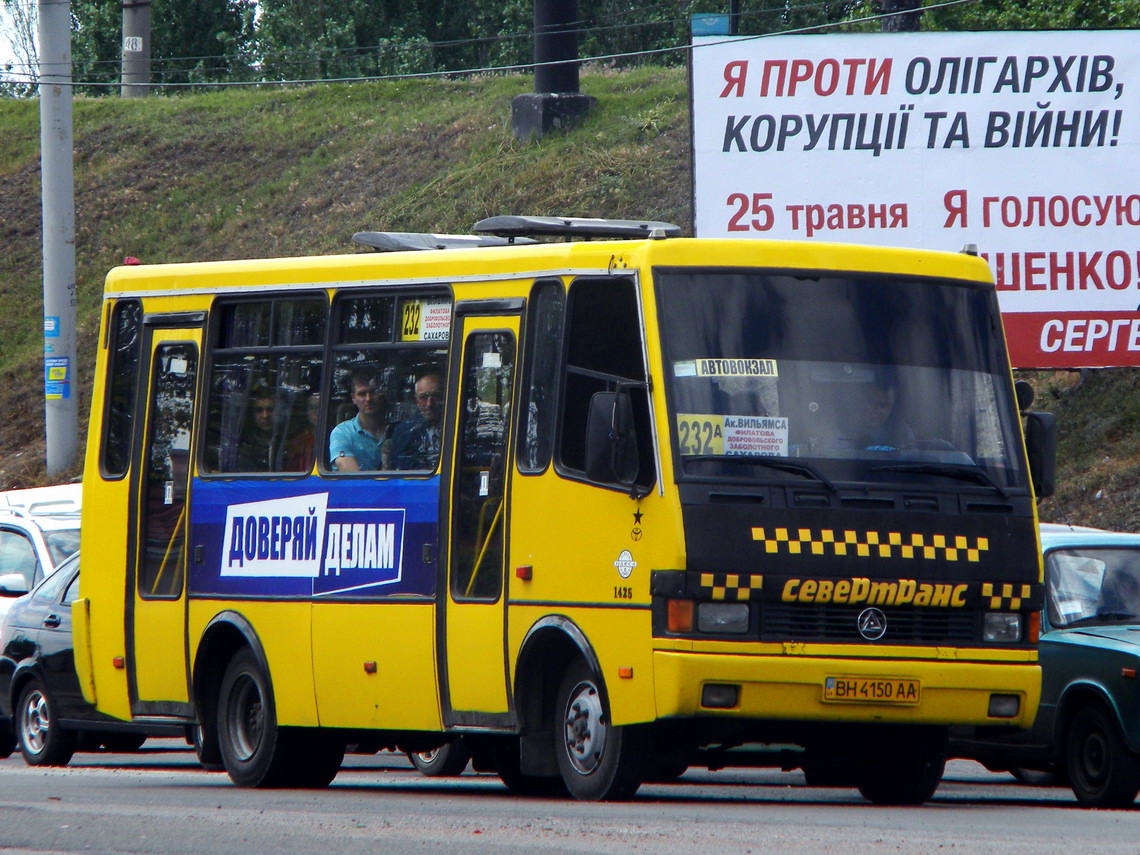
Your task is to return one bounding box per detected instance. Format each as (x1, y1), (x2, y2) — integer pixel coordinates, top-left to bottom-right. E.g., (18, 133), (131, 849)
(43, 529), (81, 566)
(1047, 547), (1140, 628)
(655, 269), (1027, 491)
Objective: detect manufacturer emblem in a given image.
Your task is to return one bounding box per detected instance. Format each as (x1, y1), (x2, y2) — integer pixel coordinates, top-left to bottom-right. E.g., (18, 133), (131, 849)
(614, 550), (637, 579)
(857, 607), (887, 640)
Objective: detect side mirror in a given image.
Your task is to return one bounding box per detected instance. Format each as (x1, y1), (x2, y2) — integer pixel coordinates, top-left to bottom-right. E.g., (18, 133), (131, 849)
(1024, 411), (1057, 499)
(0, 572), (30, 597)
(1014, 379), (1035, 414)
(585, 391), (639, 486)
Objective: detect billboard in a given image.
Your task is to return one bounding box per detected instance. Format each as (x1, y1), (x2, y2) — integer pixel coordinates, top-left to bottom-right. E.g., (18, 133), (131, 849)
(691, 31), (1140, 368)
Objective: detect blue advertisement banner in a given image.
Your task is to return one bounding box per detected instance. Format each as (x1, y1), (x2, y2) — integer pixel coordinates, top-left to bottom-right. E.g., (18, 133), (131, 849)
(189, 476), (440, 599)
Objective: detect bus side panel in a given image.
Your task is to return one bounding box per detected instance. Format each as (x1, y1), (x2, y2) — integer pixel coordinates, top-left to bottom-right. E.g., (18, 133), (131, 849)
(311, 602), (440, 730)
(507, 471), (682, 727)
(188, 600), (318, 726)
(188, 475), (441, 729)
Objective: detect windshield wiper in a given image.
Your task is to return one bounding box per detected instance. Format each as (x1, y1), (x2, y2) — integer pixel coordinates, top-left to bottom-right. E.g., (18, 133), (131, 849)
(870, 462), (1008, 499)
(684, 455), (838, 494)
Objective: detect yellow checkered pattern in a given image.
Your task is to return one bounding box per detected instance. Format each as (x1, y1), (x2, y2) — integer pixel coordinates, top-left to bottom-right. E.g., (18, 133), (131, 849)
(698, 572), (764, 602)
(981, 582), (1032, 609)
(751, 527), (989, 562)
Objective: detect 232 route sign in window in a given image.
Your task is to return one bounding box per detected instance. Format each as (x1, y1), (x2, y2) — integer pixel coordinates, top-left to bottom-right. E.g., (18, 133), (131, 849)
(676, 413), (789, 456)
(399, 298), (452, 342)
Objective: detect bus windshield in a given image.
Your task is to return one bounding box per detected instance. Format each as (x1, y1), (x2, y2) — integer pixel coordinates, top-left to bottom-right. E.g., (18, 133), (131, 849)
(655, 268), (1027, 491)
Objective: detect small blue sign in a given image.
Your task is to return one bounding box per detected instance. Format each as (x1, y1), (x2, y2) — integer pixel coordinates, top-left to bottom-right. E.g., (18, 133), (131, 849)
(691, 13), (731, 36)
(44, 316), (60, 337)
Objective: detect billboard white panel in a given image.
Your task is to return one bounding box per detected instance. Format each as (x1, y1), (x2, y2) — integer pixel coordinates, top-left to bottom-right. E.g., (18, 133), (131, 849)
(691, 31), (1140, 368)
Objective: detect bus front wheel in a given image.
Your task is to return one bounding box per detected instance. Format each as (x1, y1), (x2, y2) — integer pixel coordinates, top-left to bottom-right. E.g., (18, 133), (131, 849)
(554, 659), (643, 801)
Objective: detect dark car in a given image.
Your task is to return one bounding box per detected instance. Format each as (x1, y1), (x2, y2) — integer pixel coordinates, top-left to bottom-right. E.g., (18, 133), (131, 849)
(0, 553), (180, 764)
(951, 524), (1140, 808)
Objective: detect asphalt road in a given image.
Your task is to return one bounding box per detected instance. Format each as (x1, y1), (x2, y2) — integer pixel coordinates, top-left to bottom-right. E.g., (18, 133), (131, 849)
(1, 741), (1138, 855)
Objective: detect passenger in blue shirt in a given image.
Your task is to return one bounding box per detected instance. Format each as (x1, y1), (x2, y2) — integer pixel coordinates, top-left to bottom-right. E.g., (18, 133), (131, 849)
(329, 370), (391, 471)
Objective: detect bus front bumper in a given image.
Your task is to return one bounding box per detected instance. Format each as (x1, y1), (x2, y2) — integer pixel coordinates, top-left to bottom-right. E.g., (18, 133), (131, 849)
(653, 650), (1041, 729)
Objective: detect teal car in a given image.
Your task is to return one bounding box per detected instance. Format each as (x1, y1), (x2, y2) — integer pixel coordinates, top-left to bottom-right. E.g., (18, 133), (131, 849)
(952, 523), (1140, 808)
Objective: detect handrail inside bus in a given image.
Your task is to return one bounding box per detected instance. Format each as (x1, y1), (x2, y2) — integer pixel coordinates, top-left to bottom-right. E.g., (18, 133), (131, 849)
(465, 497), (504, 599)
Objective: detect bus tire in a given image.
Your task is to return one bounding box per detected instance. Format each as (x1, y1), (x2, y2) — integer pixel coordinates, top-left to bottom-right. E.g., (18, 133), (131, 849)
(409, 740), (471, 777)
(191, 722), (225, 772)
(498, 766), (569, 797)
(285, 730), (344, 789)
(856, 739), (944, 805)
(1066, 704), (1140, 808)
(218, 648), (307, 788)
(554, 659), (643, 801)
(16, 679), (77, 767)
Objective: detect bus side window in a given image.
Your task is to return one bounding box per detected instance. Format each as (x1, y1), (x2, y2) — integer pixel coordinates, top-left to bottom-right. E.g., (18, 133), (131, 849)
(517, 279), (564, 474)
(202, 297), (326, 475)
(557, 277), (655, 491)
(100, 299), (142, 478)
(327, 292), (450, 474)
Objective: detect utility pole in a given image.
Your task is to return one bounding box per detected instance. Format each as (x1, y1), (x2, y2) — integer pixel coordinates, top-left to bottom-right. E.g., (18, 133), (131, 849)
(880, 0), (922, 31)
(121, 0), (151, 97)
(511, 0), (596, 141)
(38, 0), (78, 476)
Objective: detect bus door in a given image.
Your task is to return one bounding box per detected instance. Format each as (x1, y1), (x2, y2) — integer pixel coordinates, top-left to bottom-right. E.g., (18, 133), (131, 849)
(127, 319), (202, 716)
(440, 305), (521, 725)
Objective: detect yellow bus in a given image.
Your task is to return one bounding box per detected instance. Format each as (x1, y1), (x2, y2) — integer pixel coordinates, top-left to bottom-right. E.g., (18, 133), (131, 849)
(74, 216), (1054, 803)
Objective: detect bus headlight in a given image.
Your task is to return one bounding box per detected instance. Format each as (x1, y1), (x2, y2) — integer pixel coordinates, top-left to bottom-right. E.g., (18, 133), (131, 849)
(697, 603), (749, 634)
(983, 612), (1022, 642)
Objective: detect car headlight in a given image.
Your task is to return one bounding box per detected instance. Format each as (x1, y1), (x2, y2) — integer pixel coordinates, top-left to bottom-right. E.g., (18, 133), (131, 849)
(697, 602), (749, 634)
(984, 612), (1022, 642)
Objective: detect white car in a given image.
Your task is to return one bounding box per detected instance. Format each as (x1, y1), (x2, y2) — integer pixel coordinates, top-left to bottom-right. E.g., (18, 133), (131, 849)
(0, 484), (82, 622)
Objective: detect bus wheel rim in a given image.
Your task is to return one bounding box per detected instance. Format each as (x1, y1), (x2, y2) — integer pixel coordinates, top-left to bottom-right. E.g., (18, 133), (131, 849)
(228, 674), (264, 762)
(563, 680), (606, 775)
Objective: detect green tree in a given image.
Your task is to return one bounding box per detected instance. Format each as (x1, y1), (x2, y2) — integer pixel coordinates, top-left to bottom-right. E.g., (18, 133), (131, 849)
(252, 0), (532, 80)
(925, 0), (1140, 30)
(68, 0), (255, 93)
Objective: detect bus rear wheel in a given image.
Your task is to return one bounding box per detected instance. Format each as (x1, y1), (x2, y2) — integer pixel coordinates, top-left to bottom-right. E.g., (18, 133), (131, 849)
(408, 740), (471, 777)
(554, 659), (642, 801)
(217, 648), (343, 789)
(855, 731), (945, 805)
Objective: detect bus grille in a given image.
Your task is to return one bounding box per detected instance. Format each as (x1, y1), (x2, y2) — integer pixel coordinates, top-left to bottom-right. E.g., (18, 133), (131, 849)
(761, 604), (977, 644)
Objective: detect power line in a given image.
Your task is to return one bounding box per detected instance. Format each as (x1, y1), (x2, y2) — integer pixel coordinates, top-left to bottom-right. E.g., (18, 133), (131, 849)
(0, 0), (874, 72)
(0, 0), (978, 89)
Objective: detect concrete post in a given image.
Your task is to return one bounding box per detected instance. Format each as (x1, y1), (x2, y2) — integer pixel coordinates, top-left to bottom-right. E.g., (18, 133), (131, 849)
(512, 0), (596, 141)
(121, 0), (152, 97)
(38, 0), (78, 475)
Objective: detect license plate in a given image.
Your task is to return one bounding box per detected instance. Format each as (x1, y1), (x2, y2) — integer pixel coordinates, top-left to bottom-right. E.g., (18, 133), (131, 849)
(823, 676), (921, 704)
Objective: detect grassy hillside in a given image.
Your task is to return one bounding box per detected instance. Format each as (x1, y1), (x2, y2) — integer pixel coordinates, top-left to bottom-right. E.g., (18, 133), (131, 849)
(0, 65), (1135, 530)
